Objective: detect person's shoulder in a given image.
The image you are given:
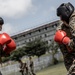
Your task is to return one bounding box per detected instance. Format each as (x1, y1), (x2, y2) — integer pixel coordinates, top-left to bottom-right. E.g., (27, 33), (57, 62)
(56, 20), (63, 31)
(69, 10), (75, 21)
(71, 10), (75, 17)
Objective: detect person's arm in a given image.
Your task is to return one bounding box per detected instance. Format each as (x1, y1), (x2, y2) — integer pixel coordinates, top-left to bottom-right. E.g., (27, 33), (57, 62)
(68, 12), (75, 50)
(0, 33), (11, 58)
(69, 12), (75, 37)
(3, 38), (16, 55)
(54, 30), (71, 45)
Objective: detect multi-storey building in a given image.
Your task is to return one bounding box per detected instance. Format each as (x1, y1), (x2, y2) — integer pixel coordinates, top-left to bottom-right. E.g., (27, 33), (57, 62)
(11, 20), (60, 48)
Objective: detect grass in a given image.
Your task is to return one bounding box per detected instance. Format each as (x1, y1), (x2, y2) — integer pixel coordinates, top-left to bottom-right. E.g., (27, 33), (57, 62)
(36, 62), (67, 75)
(8, 62), (67, 75)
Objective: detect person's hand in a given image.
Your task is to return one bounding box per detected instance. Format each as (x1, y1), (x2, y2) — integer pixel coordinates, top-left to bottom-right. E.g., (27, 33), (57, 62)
(54, 30), (70, 45)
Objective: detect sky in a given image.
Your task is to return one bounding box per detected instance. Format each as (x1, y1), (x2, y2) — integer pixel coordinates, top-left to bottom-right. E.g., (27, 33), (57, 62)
(0, 0), (75, 36)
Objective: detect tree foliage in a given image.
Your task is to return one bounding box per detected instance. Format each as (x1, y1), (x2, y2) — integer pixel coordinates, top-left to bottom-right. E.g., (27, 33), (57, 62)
(10, 47), (26, 61)
(24, 38), (49, 57)
(9, 38), (49, 61)
(49, 40), (59, 54)
(49, 40), (59, 64)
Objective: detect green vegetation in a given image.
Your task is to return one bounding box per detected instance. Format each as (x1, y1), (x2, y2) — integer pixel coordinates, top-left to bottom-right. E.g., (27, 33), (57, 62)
(24, 38), (49, 57)
(2, 38), (59, 65)
(10, 38), (50, 61)
(49, 40), (59, 64)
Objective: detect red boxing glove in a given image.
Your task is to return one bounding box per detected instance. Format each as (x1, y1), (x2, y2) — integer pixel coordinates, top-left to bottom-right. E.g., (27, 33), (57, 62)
(3, 38), (16, 54)
(54, 30), (70, 45)
(0, 33), (11, 46)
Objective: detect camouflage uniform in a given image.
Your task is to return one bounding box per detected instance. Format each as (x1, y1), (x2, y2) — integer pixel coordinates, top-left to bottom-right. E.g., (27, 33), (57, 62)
(67, 60), (75, 75)
(29, 57), (36, 75)
(56, 11), (75, 74)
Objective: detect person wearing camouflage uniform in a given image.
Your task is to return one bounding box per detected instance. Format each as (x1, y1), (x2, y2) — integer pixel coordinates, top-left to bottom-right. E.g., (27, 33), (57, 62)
(29, 57), (36, 75)
(54, 2), (75, 75)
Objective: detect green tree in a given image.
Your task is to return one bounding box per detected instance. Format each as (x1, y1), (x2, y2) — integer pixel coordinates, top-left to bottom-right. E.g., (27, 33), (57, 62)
(49, 40), (59, 65)
(10, 47), (26, 61)
(24, 38), (49, 57)
(10, 38), (49, 61)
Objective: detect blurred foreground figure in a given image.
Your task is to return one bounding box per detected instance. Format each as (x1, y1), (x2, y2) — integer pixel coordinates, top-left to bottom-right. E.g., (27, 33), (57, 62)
(18, 59), (29, 75)
(54, 2), (75, 75)
(29, 57), (36, 75)
(0, 17), (16, 75)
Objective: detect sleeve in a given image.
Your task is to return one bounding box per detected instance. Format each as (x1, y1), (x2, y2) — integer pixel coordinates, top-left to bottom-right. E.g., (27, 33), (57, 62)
(68, 12), (75, 50)
(69, 14), (75, 37)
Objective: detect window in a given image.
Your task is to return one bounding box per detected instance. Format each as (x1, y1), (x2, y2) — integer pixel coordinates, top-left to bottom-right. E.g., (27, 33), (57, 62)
(55, 24), (57, 26)
(25, 41), (26, 43)
(40, 36), (42, 38)
(52, 24), (57, 28)
(45, 34), (47, 37)
(14, 37), (17, 40)
(45, 27), (47, 30)
(29, 33), (31, 35)
(39, 29), (41, 32)
(29, 39), (31, 41)
(23, 35), (25, 37)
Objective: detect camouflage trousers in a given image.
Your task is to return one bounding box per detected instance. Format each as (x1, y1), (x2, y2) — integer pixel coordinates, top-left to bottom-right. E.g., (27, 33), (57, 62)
(67, 60), (75, 75)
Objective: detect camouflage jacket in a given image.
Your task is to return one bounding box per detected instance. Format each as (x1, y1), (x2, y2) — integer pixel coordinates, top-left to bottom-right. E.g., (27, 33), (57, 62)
(56, 11), (75, 71)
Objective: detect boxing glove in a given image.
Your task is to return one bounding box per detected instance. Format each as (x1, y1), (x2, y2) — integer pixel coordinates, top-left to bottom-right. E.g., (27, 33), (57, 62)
(54, 30), (70, 45)
(3, 38), (16, 54)
(0, 33), (11, 46)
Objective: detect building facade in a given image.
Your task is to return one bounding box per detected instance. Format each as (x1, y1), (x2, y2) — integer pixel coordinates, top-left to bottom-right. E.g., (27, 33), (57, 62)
(11, 20), (59, 48)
